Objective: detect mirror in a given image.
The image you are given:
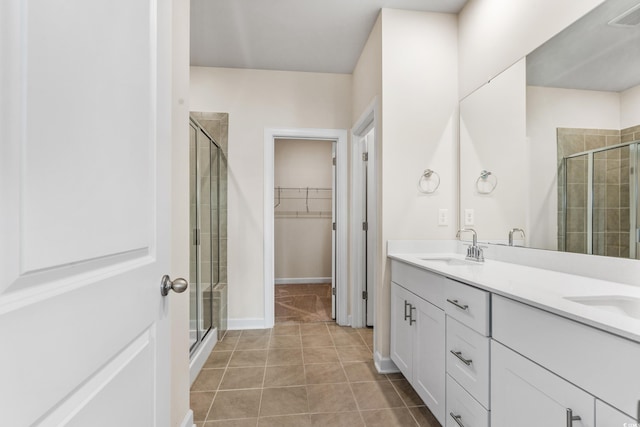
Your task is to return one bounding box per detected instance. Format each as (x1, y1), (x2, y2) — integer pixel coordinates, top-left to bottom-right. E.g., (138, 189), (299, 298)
(459, 0), (640, 259)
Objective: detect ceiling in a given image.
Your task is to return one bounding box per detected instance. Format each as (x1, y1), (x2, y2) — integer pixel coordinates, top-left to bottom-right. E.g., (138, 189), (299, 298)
(527, 0), (640, 92)
(190, 0), (469, 74)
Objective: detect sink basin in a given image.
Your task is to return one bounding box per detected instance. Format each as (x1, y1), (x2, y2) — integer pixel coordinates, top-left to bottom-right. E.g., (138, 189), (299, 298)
(419, 256), (479, 266)
(564, 295), (640, 320)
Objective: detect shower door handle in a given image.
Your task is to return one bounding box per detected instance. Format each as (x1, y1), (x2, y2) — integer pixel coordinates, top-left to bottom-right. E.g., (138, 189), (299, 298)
(160, 275), (189, 296)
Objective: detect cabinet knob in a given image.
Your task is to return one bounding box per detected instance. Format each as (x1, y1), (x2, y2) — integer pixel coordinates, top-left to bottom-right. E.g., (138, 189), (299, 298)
(450, 350), (473, 366)
(404, 300), (411, 321)
(450, 412), (467, 427)
(566, 408), (581, 426)
(447, 298), (469, 311)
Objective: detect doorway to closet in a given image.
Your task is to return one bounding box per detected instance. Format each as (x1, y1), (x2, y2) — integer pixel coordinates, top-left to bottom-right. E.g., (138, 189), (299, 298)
(264, 127), (348, 328)
(273, 139), (335, 323)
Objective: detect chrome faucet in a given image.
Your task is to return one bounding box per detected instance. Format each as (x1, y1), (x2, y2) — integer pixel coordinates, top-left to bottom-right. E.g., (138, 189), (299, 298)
(456, 228), (484, 262)
(508, 228), (526, 246)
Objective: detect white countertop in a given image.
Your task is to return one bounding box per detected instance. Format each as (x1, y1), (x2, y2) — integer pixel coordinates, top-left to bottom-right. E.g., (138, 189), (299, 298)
(389, 252), (640, 344)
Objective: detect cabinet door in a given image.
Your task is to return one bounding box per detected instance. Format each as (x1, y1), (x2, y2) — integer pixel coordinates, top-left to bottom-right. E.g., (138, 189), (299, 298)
(413, 295), (446, 425)
(492, 340), (594, 427)
(390, 282), (413, 378)
(595, 400), (637, 426)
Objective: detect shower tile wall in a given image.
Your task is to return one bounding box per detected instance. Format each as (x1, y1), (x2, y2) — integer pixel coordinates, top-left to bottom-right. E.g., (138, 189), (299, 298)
(192, 112), (229, 338)
(557, 127), (629, 257)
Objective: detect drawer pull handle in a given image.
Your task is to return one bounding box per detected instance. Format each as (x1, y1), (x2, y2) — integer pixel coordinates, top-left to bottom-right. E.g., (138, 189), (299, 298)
(409, 306), (416, 325)
(450, 412), (466, 427)
(404, 300), (411, 321)
(566, 409), (581, 426)
(447, 299), (469, 311)
(450, 350), (473, 366)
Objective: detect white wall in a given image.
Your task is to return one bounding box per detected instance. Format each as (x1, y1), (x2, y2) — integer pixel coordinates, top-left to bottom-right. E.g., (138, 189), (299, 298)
(274, 139), (333, 281)
(526, 85), (621, 250)
(621, 84), (640, 130)
(190, 67), (351, 325)
(352, 14), (382, 124)
(378, 9), (459, 358)
(458, 0), (604, 99)
(459, 59), (527, 242)
(170, 0), (190, 425)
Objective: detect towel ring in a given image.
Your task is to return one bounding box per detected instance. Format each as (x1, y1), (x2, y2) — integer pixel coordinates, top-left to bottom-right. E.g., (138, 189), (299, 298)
(476, 170), (497, 194)
(418, 169), (440, 194)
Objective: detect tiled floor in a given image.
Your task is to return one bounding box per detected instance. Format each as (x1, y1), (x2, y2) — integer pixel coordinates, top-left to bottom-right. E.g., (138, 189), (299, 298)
(191, 322), (440, 427)
(274, 284), (333, 323)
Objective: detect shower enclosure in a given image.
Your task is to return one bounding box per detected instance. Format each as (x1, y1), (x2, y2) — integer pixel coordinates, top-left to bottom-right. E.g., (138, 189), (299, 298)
(189, 117), (221, 352)
(561, 139), (640, 259)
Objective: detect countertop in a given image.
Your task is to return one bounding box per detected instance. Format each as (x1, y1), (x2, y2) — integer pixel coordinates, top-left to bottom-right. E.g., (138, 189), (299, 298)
(389, 252), (640, 344)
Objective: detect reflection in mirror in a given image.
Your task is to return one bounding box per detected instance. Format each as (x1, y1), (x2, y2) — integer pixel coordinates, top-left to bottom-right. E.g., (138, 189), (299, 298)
(459, 59), (526, 245)
(460, 0), (640, 259)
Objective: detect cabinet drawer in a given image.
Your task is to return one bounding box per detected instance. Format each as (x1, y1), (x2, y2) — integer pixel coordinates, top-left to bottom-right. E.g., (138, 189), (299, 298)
(446, 374), (489, 427)
(391, 260), (446, 308)
(444, 280), (490, 336)
(446, 317), (490, 409)
(493, 294), (640, 419)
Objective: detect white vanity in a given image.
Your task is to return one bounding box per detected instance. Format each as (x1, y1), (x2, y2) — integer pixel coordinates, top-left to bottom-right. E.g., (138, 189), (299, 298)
(389, 242), (640, 427)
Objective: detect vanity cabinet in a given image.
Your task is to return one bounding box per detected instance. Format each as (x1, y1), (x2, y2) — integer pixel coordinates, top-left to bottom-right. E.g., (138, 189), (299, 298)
(390, 281), (445, 423)
(391, 261), (446, 424)
(492, 340), (594, 427)
(492, 294), (640, 425)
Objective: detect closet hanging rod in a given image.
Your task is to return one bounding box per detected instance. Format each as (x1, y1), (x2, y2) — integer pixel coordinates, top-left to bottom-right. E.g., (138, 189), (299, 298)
(275, 186), (332, 191)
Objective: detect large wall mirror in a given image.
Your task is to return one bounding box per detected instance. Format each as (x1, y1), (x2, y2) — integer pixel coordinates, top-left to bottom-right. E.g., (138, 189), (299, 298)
(459, 0), (640, 259)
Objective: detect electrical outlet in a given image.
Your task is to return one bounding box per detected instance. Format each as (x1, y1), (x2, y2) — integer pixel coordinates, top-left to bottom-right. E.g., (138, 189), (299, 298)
(438, 209), (448, 226)
(464, 209), (475, 226)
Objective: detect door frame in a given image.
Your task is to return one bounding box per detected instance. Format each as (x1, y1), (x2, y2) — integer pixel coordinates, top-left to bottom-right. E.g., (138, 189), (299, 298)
(351, 99), (380, 328)
(264, 127), (348, 327)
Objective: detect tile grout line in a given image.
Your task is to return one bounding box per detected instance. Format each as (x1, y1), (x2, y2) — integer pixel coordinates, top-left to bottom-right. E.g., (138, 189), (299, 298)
(204, 330), (240, 423)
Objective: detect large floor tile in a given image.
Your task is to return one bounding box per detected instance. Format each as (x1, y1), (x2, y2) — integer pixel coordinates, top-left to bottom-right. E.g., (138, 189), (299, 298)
(259, 386), (309, 417)
(219, 367), (265, 390)
(235, 335), (270, 351)
(336, 345), (372, 363)
(304, 363), (347, 384)
(301, 334), (334, 348)
(350, 381), (405, 410)
(310, 411), (365, 427)
(269, 334), (302, 349)
(192, 368), (225, 391)
(208, 390), (262, 421)
(306, 383), (358, 413)
(342, 362), (387, 382)
(204, 351), (232, 369)
(228, 350), (268, 368)
(266, 348), (303, 366)
(272, 324), (301, 336)
(258, 414), (311, 427)
(202, 419), (257, 427)
(263, 365), (306, 387)
(409, 406), (440, 427)
(191, 392), (215, 422)
(302, 347), (339, 365)
(390, 379), (425, 407)
(360, 408), (419, 427)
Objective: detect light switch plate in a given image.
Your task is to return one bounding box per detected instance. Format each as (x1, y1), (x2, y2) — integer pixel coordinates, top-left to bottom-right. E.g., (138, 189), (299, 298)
(438, 209), (448, 226)
(464, 209), (475, 226)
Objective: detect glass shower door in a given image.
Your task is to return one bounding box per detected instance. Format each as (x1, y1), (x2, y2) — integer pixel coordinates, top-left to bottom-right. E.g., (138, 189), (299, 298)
(189, 123), (199, 351)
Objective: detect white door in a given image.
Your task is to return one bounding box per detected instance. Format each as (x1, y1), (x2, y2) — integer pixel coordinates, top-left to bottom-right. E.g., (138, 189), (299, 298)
(1, 0), (174, 425)
(364, 130), (375, 327)
(331, 142), (337, 319)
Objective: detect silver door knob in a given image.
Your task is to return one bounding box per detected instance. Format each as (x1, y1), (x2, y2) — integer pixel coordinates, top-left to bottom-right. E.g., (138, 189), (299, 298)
(160, 275), (189, 296)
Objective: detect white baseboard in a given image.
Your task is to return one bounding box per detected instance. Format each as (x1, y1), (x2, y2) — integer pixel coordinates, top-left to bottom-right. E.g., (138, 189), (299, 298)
(189, 328), (217, 386)
(227, 317), (268, 330)
(179, 410), (194, 427)
(374, 350), (400, 374)
(275, 277), (331, 285)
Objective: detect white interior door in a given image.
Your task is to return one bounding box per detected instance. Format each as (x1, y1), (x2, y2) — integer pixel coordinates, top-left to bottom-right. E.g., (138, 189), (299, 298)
(1, 0), (173, 425)
(365, 130), (375, 327)
(331, 142), (337, 320)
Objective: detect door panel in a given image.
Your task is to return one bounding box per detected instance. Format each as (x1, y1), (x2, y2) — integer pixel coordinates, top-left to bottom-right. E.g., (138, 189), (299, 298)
(1, 0), (172, 424)
(390, 283), (413, 377)
(413, 296), (446, 424)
